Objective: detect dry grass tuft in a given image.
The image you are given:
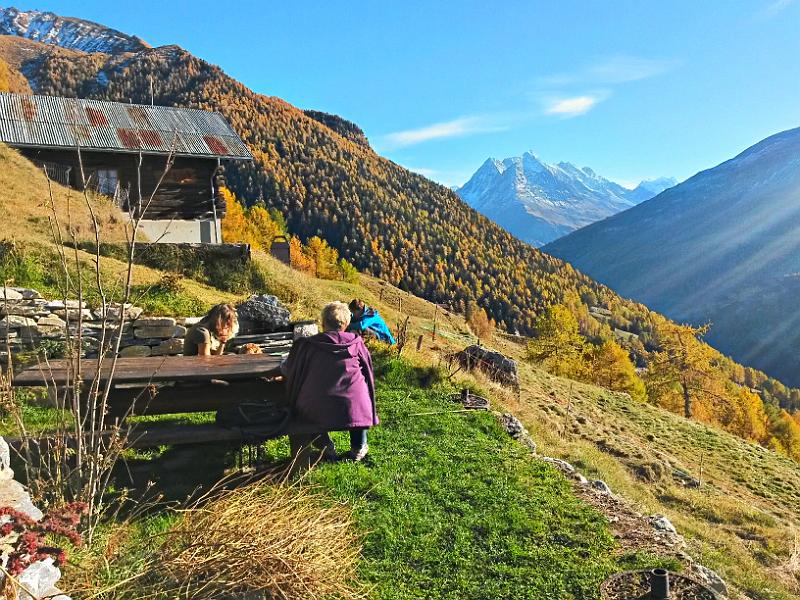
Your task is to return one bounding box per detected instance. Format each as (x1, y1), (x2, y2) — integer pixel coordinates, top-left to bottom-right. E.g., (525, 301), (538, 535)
(159, 483), (365, 599)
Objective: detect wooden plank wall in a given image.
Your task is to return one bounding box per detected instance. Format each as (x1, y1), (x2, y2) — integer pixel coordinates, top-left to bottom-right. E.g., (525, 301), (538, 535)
(19, 149), (224, 220)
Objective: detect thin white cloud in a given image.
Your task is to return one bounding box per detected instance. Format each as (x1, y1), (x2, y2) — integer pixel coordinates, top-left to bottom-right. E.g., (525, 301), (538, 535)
(539, 56), (679, 87)
(407, 166), (437, 178)
(544, 94), (604, 117)
(765, 0), (795, 15)
(383, 116), (506, 148)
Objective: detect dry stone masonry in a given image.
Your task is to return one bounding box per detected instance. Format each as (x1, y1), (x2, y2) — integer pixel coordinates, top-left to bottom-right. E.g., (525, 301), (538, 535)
(0, 288), (307, 362)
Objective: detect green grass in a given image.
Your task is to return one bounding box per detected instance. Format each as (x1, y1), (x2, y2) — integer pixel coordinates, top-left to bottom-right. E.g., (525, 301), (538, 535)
(268, 357), (671, 599)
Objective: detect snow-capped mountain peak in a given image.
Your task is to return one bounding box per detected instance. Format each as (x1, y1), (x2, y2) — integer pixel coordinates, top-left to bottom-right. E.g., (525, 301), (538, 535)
(456, 153), (675, 246)
(0, 7), (149, 54)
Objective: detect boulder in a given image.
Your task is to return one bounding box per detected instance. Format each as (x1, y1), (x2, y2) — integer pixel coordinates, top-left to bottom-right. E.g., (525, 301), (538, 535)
(93, 304), (143, 321)
(293, 321), (319, 340)
(172, 325), (187, 338)
(450, 345), (519, 389)
(11, 288), (42, 300)
(1, 315), (37, 329)
(0, 288), (23, 301)
(0, 437), (12, 481)
(52, 308), (95, 321)
(0, 478), (43, 521)
(650, 514), (678, 534)
(236, 294), (291, 334)
(693, 563), (728, 597)
(46, 300), (85, 310)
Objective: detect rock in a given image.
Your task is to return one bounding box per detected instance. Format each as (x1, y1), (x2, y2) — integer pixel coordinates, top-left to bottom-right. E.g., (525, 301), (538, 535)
(540, 456), (576, 474)
(0, 288), (23, 301)
(591, 479), (613, 495)
(449, 345), (519, 389)
(119, 345), (152, 358)
(693, 563), (728, 596)
(0, 437), (12, 481)
(152, 338), (184, 356)
(650, 514), (677, 534)
(11, 288), (42, 300)
(52, 308), (95, 321)
(236, 294), (291, 333)
(93, 304), (143, 321)
(16, 558), (70, 600)
(135, 317), (177, 328)
(0, 479), (43, 521)
(46, 300), (85, 310)
(293, 321), (319, 340)
(182, 316), (202, 326)
(134, 326), (178, 339)
(0, 304), (42, 318)
(574, 474), (589, 485)
(498, 413), (537, 453)
(1, 315), (37, 329)
(36, 315), (67, 335)
(172, 325), (187, 338)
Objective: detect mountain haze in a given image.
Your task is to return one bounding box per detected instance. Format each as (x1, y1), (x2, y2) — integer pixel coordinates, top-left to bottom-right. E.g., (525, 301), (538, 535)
(545, 127), (800, 385)
(457, 153), (675, 245)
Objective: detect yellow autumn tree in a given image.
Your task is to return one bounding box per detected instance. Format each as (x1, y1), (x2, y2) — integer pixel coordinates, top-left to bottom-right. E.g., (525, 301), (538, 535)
(466, 301), (494, 342)
(247, 205), (281, 251)
(289, 236), (315, 274)
(527, 304), (586, 378)
(586, 340), (646, 402)
(220, 188), (253, 245)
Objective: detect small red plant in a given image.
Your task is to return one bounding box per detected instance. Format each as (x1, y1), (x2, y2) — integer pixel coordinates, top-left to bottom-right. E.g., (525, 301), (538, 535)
(0, 503), (87, 576)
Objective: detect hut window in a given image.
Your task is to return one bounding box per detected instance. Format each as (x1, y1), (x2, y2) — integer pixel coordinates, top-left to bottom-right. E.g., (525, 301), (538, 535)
(96, 169), (119, 198)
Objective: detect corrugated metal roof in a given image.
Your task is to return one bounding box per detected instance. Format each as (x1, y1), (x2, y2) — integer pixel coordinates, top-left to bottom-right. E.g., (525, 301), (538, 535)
(0, 93), (253, 160)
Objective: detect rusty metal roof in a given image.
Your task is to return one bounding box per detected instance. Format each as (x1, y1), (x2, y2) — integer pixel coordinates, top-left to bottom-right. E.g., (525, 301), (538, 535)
(0, 93), (253, 160)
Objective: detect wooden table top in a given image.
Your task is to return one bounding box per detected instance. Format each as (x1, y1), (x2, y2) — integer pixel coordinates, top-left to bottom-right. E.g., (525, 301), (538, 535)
(12, 354), (284, 386)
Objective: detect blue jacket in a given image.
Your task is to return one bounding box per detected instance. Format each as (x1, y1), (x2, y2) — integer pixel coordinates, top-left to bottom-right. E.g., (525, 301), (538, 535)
(349, 308), (396, 345)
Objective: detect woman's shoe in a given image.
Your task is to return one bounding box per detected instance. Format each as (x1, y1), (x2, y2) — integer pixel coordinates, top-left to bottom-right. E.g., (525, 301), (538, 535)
(348, 444), (369, 462)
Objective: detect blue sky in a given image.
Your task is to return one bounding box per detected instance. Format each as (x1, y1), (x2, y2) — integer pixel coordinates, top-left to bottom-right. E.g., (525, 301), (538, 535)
(11, 0), (800, 186)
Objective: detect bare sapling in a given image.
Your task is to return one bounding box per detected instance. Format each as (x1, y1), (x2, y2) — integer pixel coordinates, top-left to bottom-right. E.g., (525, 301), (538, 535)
(5, 125), (178, 538)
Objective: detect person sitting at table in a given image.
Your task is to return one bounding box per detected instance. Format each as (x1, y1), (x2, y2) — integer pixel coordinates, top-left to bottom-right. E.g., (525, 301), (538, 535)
(183, 303), (239, 356)
(347, 298), (396, 345)
(283, 301), (378, 462)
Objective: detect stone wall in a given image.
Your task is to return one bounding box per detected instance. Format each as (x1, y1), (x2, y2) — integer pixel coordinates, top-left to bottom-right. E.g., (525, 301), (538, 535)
(1, 288), (311, 364)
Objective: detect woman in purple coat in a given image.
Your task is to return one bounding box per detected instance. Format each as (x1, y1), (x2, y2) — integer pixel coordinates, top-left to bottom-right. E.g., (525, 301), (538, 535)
(284, 301), (378, 461)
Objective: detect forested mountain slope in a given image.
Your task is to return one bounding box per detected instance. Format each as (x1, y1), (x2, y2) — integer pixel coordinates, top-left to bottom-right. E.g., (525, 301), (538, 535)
(545, 128), (800, 386)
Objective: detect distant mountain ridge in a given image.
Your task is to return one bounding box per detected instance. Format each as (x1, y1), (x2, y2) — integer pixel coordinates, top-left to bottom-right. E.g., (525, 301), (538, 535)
(544, 126), (800, 385)
(0, 7), (149, 54)
(456, 153), (674, 246)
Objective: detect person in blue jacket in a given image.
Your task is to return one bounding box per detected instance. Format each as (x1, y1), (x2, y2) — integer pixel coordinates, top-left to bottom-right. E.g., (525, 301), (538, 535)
(348, 299), (396, 345)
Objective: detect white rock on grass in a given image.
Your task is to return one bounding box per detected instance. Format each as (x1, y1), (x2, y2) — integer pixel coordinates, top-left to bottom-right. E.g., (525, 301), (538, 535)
(591, 480), (613, 495)
(650, 514), (677, 534)
(693, 563), (728, 596)
(540, 456), (576, 474)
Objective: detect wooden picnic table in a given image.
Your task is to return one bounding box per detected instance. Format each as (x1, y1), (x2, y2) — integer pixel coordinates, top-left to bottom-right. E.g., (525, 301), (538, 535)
(10, 354), (303, 447)
(12, 354), (284, 386)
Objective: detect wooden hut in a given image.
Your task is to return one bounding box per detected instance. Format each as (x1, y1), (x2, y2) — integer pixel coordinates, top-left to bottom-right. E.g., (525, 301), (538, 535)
(0, 93), (253, 243)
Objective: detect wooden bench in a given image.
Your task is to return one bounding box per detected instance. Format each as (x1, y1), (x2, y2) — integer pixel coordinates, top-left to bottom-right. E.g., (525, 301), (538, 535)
(10, 354), (319, 448)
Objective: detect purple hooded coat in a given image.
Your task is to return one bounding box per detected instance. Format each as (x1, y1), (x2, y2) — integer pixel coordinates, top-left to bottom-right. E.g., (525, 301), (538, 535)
(284, 331), (378, 430)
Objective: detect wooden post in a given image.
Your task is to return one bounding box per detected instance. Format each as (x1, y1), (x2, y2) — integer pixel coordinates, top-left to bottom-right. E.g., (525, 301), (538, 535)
(416, 335), (423, 352)
(433, 304), (439, 340)
(398, 296), (402, 315)
(379, 288), (384, 302)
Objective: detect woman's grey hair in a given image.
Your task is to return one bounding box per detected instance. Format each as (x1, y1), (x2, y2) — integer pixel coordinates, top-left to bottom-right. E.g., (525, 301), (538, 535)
(321, 301), (351, 332)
